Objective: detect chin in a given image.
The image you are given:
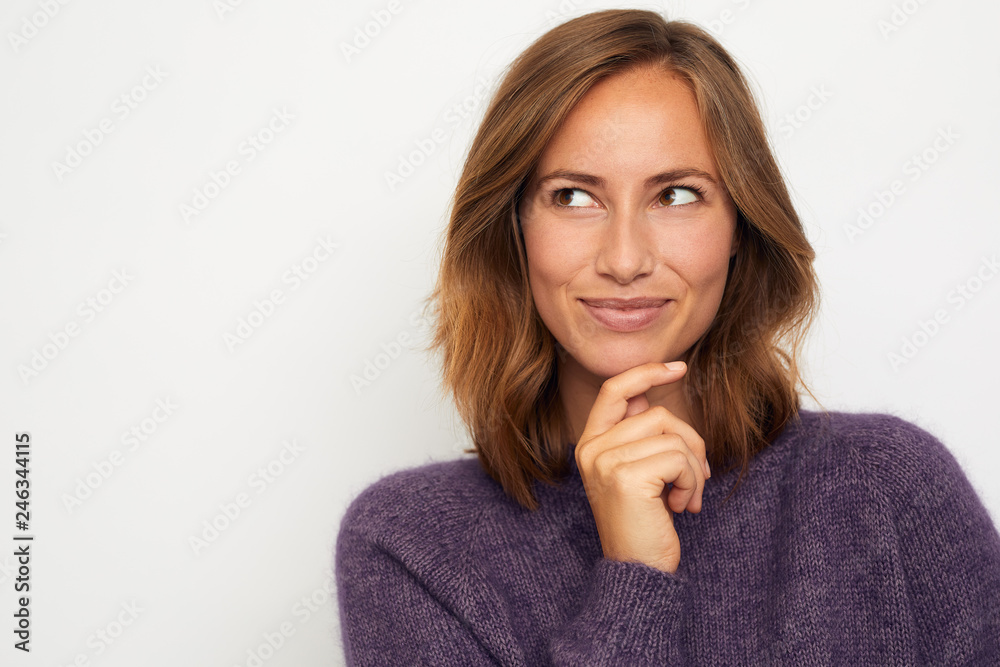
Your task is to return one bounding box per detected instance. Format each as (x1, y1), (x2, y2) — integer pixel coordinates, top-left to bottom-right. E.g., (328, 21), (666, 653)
(562, 342), (673, 380)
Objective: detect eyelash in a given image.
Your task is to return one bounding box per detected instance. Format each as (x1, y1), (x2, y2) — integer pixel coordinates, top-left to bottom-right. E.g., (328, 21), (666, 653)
(546, 183), (707, 209)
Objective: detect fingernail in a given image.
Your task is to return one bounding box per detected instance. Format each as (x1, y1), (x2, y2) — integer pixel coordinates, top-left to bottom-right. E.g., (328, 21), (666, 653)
(703, 459), (711, 478)
(664, 361), (685, 371)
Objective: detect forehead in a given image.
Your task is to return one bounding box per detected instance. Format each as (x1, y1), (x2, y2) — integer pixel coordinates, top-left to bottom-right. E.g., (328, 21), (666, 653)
(534, 66), (716, 178)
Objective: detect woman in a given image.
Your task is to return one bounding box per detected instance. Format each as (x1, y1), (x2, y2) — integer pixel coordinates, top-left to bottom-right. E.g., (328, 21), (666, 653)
(335, 9), (1000, 665)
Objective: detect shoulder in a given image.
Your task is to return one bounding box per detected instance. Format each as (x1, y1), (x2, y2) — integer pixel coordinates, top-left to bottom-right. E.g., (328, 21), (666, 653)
(794, 408), (951, 465)
(762, 408), (946, 465)
(790, 408), (941, 446)
(786, 409), (971, 511)
(336, 454), (506, 556)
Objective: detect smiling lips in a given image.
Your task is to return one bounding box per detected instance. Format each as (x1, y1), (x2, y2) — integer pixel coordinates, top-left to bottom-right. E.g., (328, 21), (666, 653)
(580, 298), (670, 332)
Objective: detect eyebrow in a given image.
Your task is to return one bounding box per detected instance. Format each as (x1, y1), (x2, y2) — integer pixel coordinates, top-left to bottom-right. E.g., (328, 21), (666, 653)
(535, 168), (718, 190)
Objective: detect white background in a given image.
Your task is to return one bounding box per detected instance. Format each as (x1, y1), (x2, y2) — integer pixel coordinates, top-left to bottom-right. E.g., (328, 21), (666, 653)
(1, 0), (997, 665)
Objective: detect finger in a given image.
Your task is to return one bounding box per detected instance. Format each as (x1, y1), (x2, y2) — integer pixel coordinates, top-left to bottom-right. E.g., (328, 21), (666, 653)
(595, 434), (706, 512)
(580, 361), (687, 442)
(624, 393), (649, 418)
(611, 446), (701, 513)
(593, 431), (698, 472)
(659, 451), (702, 514)
(598, 404), (707, 470)
(578, 367), (707, 487)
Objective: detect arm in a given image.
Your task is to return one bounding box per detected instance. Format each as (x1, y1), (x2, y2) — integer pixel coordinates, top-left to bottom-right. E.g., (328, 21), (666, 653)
(862, 417), (1000, 664)
(336, 473), (695, 666)
(335, 516), (501, 666)
(547, 557), (691, 666)
(337, 513), (693, 666)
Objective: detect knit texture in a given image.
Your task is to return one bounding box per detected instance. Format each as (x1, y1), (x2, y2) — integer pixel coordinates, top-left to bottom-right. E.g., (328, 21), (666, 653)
(334, 410), (1000, 665)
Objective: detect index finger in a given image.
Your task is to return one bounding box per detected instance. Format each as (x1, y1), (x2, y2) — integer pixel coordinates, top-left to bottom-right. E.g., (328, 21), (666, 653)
(580, 361), (687, 441)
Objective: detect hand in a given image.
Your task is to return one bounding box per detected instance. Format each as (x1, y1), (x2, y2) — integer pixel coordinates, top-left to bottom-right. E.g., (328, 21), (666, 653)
(574, 361), (710, 575)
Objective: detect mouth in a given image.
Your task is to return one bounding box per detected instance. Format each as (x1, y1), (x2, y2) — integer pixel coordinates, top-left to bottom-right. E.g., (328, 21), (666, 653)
(580, 298), (670, 333)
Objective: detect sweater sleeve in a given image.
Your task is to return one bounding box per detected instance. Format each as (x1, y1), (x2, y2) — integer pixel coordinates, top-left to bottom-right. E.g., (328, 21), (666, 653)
(337, 515), (692, 666)
(334, 503), (501, 666)
(860, 416), (1000, 664)
(335, 465), (693, 666)
(546, 557), (691, 665)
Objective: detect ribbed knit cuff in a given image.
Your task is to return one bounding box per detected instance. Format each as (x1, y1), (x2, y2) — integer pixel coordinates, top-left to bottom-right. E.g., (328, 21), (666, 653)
(550, 557), (689, 664)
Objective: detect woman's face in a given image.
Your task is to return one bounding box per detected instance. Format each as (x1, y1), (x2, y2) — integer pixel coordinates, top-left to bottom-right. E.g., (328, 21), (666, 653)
(518, 66), (738, 379)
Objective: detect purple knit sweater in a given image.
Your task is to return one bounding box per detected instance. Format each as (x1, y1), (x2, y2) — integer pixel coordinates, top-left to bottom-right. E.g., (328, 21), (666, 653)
(334, 410), (1000, 665)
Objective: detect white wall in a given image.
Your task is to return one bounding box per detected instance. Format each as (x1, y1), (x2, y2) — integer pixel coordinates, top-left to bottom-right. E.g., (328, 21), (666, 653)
(1, 0), (996, 664)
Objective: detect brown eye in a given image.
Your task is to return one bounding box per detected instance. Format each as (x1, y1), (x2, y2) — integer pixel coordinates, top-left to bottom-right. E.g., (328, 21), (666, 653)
(552, 188), (596, 208)
(658, 187), (698, 207)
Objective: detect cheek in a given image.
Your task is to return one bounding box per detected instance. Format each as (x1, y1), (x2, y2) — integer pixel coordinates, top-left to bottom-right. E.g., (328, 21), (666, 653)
(521, 225), (592, 343)
(523, 225), (588, 292)
(659, 218), (735, 291)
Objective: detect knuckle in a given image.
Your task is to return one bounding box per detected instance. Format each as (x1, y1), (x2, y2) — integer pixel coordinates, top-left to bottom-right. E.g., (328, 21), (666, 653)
(592, 449), (626, 481)
(591, 450), (635, 487)
(608, 462), (638, 488)
(675, 452), (698, 484)
(647, 404), (671, 420)
(667, 447), (687, 463)
(591, 448), (615, 473)
(661, 432), (686, 450)
(597, 377), (621, 397)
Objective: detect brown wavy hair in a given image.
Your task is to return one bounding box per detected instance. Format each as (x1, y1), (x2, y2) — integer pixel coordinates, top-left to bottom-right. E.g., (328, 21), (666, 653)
(419, 8), (822, 511)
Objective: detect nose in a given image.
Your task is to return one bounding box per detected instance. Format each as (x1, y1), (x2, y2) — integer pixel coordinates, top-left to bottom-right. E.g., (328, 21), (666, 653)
(594, 207), (655, 284)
